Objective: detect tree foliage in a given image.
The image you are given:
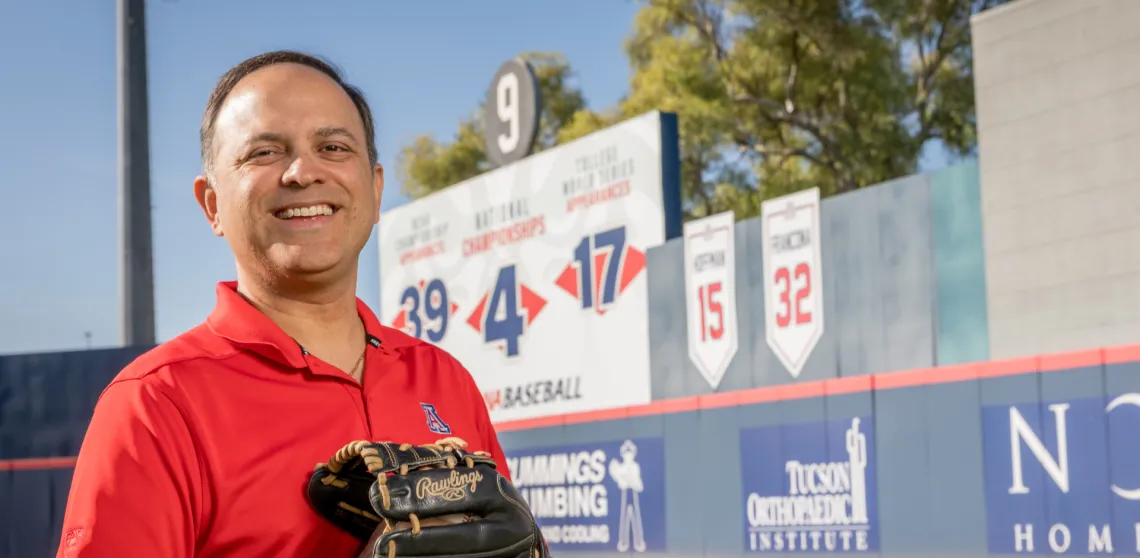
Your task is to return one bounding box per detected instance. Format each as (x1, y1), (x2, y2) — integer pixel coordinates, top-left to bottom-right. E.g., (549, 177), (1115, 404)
(396, 52), (589, 200)
(396, 0), (1008, 220)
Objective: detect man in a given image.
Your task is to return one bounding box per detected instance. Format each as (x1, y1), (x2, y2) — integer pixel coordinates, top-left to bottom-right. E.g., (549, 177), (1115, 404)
(57, 50), (508, 557)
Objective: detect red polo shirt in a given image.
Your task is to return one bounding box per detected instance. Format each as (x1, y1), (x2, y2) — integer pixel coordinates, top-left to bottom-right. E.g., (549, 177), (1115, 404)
(57, 281), (507, 558)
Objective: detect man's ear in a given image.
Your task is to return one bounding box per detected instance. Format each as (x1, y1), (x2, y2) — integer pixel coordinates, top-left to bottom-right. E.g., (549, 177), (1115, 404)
(193, 174), (225, 237)
(371, 163), (385, 223)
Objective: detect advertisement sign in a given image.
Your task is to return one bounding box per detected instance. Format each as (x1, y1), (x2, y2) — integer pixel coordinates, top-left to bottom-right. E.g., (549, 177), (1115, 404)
(378, 111), (680, 422)
(683, 210), (739, 389)
(982, 394), (1140, 554)
(760, 187), (824, 379)
(504, 437), (667, 553)
(740, 416), (878, 553)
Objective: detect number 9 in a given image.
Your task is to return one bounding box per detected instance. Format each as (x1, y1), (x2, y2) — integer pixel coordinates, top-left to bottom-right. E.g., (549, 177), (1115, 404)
(497, 72), (520, 154)
(422, 279), (449, 343)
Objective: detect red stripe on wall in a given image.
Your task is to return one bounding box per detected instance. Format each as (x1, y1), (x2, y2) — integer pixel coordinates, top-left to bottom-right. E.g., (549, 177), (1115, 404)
(494, 343), (1116, 431)
(0, 456), (76, 471)
(0, 343), (1131, 466)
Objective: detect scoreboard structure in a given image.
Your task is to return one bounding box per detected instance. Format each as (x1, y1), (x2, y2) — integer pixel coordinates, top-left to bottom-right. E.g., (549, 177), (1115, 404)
(378, 106), (681, 423)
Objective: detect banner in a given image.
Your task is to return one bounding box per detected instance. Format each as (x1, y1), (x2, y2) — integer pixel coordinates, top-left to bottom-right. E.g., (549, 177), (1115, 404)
(377, 111), (680, 422)
(740, 416), (879, 553)
(683, 210), (739, 389)
(760, 187), (824, 379)
(504, 437), (667, 553)
(982, 394), (1140, 555)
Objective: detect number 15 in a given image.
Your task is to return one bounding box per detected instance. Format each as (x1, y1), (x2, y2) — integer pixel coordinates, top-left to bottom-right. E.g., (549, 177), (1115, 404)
(697, 281), (725, 342)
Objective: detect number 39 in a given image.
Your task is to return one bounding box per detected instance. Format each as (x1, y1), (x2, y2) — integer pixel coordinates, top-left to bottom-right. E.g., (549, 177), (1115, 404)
(774, 263), (812, 328)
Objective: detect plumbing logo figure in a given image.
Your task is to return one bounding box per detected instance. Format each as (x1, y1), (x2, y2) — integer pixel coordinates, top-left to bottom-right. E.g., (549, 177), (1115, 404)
(608, 439), (647, 552)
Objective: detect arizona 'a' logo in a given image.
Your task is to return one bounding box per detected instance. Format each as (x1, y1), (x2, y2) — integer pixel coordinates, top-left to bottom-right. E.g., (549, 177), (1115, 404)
(420, 403), (452, 434)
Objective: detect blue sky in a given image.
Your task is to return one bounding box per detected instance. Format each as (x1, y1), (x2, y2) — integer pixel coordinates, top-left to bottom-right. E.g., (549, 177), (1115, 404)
(0, 0), (951, 356)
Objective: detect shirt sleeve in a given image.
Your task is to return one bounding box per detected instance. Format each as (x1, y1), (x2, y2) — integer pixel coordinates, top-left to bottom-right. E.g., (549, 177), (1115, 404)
(473, 390), (512, 482)
(57, 377), (201, 558)
(445, 353), (513, 482)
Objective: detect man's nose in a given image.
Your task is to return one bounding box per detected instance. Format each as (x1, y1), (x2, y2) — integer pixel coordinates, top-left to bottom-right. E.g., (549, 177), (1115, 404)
(281, 152), (325, 187)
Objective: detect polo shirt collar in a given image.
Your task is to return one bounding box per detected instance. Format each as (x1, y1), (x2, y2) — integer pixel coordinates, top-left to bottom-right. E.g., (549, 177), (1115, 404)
(205, 281), (402, 369)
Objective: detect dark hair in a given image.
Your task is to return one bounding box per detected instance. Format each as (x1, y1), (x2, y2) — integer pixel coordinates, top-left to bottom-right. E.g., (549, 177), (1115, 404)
(199, 50), (378, 175)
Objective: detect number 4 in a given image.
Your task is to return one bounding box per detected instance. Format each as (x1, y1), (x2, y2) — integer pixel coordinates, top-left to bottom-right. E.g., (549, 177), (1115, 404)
(775, 263), (812, 327)
(484, 265), (525, 357)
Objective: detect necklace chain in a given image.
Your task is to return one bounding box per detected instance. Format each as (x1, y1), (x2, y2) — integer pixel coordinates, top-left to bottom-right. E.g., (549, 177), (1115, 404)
(348, 345), (366, 377)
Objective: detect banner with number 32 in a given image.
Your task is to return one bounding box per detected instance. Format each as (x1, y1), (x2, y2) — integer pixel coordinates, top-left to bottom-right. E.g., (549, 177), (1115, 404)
(761, 187), (825, 379)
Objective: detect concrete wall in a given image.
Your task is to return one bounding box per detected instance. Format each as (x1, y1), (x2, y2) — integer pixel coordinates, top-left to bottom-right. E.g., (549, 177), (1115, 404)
(972, 0), (1140, 359)
(8, 344), (1140, 558)
(648, 161), (989, 400)
(497, 345), (1140, 558)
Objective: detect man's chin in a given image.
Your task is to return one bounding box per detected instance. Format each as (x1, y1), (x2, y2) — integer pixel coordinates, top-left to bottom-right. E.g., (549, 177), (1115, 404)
(268, 252), (347, 279)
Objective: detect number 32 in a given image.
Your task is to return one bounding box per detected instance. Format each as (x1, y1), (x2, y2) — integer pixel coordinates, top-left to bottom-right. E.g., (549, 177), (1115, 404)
(774, 263), (812, 328)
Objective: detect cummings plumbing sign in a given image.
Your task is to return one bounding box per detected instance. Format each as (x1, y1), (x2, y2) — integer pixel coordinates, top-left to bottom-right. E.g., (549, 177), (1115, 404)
(504, 437), (666, 553)
(740, 416), (879, 553)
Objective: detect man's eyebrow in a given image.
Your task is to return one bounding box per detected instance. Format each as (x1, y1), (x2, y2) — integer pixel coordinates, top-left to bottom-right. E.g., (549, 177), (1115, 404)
(314, 126), (357, 142)
(243, 132), (288, 147)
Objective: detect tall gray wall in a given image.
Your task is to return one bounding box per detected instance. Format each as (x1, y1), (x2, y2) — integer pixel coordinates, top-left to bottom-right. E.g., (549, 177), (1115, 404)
(648, 162), (989, 399)
(972, 0), (1140, 359)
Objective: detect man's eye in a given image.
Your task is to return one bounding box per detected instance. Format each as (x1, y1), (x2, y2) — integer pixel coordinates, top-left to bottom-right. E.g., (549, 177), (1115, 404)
(323, 145), (348, 152)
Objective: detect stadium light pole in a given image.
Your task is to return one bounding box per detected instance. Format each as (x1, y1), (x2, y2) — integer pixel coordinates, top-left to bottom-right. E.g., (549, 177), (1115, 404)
(117, 0), (156, 347)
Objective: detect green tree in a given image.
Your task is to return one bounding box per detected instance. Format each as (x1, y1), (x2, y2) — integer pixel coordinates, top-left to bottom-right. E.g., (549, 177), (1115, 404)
(396, 52), (589, 199)
(397, 0), (1008, 221)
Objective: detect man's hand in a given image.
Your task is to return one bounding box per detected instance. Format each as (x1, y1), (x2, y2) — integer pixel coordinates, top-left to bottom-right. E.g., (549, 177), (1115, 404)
(309, 437), (549, 558)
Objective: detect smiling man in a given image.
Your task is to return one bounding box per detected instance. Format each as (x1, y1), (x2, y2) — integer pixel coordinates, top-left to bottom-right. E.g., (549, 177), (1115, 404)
(56, 51), (512, 558)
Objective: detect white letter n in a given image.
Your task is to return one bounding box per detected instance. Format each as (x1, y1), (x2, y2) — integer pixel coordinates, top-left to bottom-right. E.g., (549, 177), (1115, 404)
(1008, 403), (1070, 494)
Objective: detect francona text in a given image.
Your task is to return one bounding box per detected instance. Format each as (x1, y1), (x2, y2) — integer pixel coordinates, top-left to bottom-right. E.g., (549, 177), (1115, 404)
(462, 216), (546, 257)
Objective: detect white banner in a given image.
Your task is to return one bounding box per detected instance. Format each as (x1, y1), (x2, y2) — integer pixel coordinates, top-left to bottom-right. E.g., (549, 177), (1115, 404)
(682, 210), (738, 390)
(378, 111), (676, 422)
(760, 187), (824, 379)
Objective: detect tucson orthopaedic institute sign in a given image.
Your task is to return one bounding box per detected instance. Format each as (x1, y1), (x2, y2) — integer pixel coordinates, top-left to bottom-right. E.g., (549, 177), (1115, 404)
(740, 416), (878, 553)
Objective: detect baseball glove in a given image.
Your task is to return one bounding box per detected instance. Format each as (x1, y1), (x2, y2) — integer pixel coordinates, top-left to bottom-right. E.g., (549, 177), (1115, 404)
(307, 436), (549, 558)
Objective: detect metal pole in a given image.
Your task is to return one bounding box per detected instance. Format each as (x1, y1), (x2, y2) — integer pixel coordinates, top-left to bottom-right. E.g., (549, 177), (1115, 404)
(117, 0), (155, 347)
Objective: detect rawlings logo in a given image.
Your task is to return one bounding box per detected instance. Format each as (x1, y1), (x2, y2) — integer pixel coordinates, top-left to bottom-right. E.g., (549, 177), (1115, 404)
(416, 470), (483, 501)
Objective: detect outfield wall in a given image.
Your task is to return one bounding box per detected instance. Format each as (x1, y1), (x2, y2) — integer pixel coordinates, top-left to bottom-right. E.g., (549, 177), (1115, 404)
(495, 345), (1140, 558)
(6, 344), (1140, 557)
(0, 346), (150, 557)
